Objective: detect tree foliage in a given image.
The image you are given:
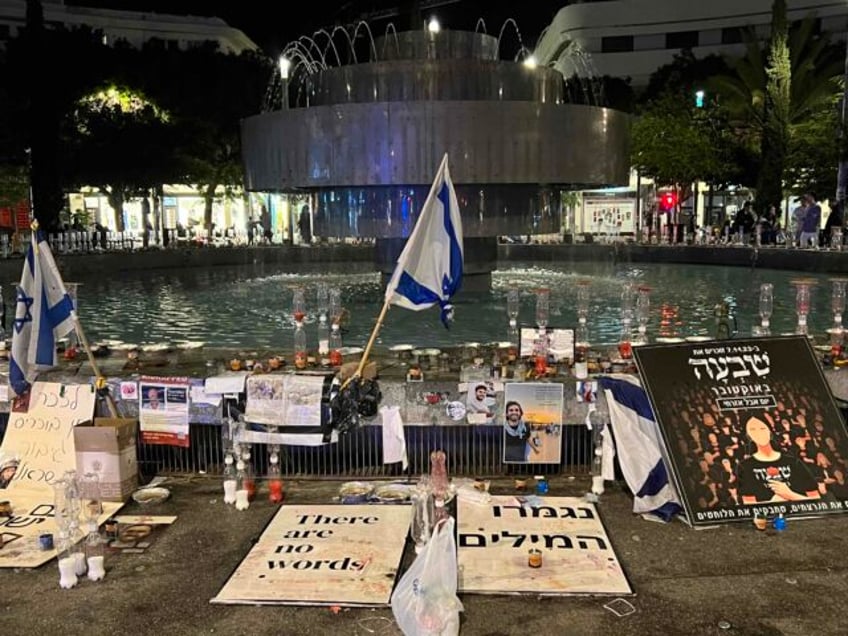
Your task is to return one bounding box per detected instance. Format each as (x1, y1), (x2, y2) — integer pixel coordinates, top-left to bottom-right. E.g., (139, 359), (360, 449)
(61, 85), (175, 231)
(130, 42), (272, 233)
(0, 5), (272, 232)
(631, 93), (731, 191)
(2, 1), (115, 229)
(709, 0), (842, 209)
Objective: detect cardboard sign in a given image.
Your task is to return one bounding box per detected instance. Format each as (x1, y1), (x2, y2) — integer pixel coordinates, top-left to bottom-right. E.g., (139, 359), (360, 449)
(2, 382), (96, 489)
(634, 336), (848, 526)
(457, 496), (632, 595)
(211, 505), (409, 606)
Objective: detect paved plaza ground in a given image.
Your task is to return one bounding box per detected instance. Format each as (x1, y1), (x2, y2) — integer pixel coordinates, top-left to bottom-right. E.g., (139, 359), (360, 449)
(4, 475), (848, 636)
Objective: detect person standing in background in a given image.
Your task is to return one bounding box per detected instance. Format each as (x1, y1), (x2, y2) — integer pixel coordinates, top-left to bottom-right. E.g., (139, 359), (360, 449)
(299, 204), (312, 245)
(792, 197), (807, 247)
(799, 193), (821, 248)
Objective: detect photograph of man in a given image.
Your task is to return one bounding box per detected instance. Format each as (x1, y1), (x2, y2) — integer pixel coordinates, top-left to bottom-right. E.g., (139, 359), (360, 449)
(503, 401), (541, 463)
(0, 456), (19, 489)
(736, 414), (820, 504)
(466, 383), (495, 424)
(144, 386), (163, 410)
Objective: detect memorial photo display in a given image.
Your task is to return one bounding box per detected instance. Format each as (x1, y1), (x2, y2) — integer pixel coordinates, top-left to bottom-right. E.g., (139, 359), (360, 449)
(634, 336), (848, 526)
(502, 383), (563, 464)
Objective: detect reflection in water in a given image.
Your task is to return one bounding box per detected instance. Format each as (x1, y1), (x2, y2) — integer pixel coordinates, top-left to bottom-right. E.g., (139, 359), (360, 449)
(60, 261), (839, 349)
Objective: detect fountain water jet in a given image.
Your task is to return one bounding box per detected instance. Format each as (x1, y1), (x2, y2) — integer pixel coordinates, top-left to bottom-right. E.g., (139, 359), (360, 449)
(352, 21), (379, 63)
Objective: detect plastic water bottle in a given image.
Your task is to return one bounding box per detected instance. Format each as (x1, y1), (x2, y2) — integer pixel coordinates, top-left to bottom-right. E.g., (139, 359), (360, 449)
(267, 450), (284, 504)
(222, 454), (237, 505)
(235, 460), (250, 511)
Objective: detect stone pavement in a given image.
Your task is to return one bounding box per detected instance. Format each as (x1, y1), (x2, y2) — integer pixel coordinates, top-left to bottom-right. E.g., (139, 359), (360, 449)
(3, 475), (848, 636)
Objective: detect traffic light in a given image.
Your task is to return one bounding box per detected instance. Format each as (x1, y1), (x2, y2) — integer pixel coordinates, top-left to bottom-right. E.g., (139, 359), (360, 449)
(695, 89), (705, 108)
(659, 191), (678, 211)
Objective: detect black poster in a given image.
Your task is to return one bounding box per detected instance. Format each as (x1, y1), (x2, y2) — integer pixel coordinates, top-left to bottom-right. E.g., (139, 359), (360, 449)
(634, 336), (848, 526)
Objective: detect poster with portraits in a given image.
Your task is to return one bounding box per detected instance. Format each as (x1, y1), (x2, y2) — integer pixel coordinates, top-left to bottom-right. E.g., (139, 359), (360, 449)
(502, 383), (563, 464)
(634, 336), (848, 526)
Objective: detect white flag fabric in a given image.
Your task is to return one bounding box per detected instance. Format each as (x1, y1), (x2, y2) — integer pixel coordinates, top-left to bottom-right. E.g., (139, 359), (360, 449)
(10, 231), (75, 397)
(599, 374), (683, 522)
(380, 405), (409, 470)
(385, 153), (463, 327)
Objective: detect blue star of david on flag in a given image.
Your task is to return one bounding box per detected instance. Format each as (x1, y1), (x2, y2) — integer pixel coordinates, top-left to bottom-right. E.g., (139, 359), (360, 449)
(14, 286), (33, 334)
(9, 230), (76, 397)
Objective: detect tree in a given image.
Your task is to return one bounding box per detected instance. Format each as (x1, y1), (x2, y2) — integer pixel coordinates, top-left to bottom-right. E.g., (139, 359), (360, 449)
(62, 85), (174, 232)
(785, 92), (844, 198)
(756, 0), (792, 213)
(133, 42), (272, 236)
(5, 1), (113, 229)
(710, 0), (842, 210)
(631, 93), (734, 193)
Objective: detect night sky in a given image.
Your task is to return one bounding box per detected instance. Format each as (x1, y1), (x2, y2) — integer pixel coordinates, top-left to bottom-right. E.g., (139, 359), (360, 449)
(66, 0), (569, 56)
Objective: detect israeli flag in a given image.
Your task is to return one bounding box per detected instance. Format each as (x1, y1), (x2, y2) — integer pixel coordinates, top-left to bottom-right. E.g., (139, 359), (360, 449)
(385, 153), (463, 327)
(599, 374), (683, 522)
(10, 231), (76, 397)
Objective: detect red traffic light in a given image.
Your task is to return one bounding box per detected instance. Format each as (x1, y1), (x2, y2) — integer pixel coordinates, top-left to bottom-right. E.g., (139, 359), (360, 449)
(659, 192), (677, 211)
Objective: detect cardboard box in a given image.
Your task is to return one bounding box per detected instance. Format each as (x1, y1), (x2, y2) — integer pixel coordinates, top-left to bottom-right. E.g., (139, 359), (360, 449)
(74, 418), (139, 503)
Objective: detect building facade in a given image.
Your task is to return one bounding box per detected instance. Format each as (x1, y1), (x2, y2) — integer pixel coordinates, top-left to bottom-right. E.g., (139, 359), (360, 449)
(535, 0), (848, 87)
(0, 0), (257, 52)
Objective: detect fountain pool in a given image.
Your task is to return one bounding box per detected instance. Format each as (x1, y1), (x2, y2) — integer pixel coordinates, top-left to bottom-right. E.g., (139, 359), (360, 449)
(45, 261), (842, 352)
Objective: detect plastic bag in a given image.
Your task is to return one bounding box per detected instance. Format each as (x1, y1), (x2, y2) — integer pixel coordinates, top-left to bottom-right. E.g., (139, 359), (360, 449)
(391, 517), (463, 636)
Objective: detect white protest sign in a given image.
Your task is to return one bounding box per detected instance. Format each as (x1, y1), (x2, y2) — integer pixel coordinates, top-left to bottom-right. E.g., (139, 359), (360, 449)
(3, 382), (96, 489)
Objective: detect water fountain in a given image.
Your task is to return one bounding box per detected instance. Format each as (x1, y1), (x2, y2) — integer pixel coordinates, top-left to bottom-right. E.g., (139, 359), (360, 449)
(243, 15), (630, 289)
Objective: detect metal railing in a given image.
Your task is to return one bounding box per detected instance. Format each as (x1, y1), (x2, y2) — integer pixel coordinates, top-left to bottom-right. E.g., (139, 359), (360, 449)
(136, 422), (594, 481)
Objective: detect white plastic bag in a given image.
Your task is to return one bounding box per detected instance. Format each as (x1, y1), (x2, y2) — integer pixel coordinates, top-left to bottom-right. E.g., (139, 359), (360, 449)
(391, 516), (463, 636)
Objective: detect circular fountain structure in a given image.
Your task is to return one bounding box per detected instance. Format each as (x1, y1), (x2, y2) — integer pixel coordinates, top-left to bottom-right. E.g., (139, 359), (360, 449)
(240, 26), (631, 288)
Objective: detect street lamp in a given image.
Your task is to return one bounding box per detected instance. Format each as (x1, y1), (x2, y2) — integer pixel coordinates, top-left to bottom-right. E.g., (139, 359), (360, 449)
(278, 56), (291, 80)
(523, 55), (538, 69)
(278, 56), (291, 110)
(427, 17), (440, 34)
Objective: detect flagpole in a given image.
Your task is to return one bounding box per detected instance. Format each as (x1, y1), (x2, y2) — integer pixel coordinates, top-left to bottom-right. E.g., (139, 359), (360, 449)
(340, 298), (391, 390)
(71, 311), (119, 418)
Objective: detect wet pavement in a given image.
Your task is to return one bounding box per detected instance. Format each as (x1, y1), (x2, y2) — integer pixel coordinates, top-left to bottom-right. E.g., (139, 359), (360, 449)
(4, 475), (848, 636)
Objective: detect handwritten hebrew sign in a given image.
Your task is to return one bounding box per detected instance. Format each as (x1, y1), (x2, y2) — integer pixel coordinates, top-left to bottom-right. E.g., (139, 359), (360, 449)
(457, 496), (632, 595)
(211, 504), (409, 606)
(3, 382), (96, 489)
(634, 336), (848, 526)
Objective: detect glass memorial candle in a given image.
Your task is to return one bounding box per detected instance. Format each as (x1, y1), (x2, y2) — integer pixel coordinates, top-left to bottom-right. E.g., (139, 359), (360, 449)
(831, 279), (847, 333)
(507, 285), (520, 330)
(793, 279), (813, 336)
(759, 283), (773, 336)
(535, 288), (550, 331)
